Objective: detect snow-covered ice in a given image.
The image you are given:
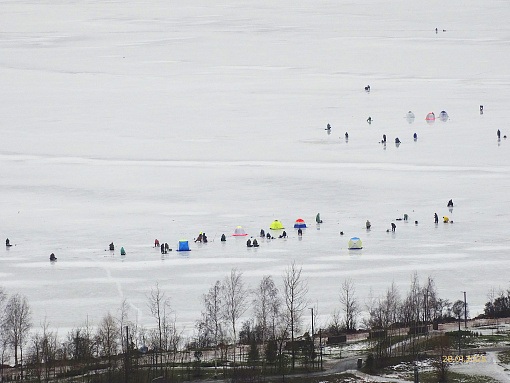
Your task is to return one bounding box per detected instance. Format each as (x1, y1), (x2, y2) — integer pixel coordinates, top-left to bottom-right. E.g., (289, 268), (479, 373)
(1, 0), (509, 336)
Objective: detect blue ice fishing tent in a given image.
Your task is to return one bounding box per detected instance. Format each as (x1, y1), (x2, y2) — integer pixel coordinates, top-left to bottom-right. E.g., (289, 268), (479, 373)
(293, 218), (307, 229)
(177, 240), (190, 252)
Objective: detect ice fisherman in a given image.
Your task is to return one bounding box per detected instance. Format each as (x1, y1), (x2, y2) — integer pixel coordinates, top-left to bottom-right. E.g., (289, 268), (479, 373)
(202, 233), (208, 243)
(109, 242), (114, 251)
(447, 199), (454, 208)
(297, 228), (303, 236)
(260, 229), (265, 237)
(367, 116), (372, 124)
(434, 213), (439, 224)
(443, 216), (449, 223)
(154, 239), (160, 247)
(316, 213), (323, 224)
(195, 232), (203, 243)
(413, 133), (417, 141)
(382, 134), (387, 143)
(6, 238), (10, 246)
(50, 253), (57, 261)
(345, 132), (349, 140)
(247, 239), (253, 247)
(497, 129), (501, 139)
(161, 244), (165, 254)
(391, 222), (396, 232)
(366, 220), (371, 230)
(326, 123), (331, 131)
(395, 137), (401, 144)
(252, 238), (259, 247)
(221, 234), (226, 242)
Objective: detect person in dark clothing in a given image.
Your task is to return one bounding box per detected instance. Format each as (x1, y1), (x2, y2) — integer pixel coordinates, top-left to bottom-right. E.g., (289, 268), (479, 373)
(109, 242), (114, 251)
(413, 133), (417, 141)
(282, 230), (287, 238)
(395, 137), (401, 144)
(367, 116), (372, 124)
(6, 238), (10, 246)
(497, 129), (501, 139)
(202, 233), (208, 243)
(297, 228), (303, 236)
(221, 234), (226, 242)
(50, 253), (57, 261)
(447, 199), (454, 207)
(480, 105), (484, 114)
(260, 229), (265, 237)
(247, 239), (253, 247)
(266, 232), (271, 239)
(434, 213), (439, 224)
(326, 123), (331, 131)
(165, 243), (169, 251)
(252, 239), (259, 247)
(195, 233), (203, 243)
(382, 134), (387, 143)
(391, 222), (396, 232)
(345, 132), (349, 140)
(161, 244), (165, 254)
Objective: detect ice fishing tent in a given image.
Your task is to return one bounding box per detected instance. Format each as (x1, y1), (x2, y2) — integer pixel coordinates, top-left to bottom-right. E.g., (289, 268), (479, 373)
(293, 218), (307, 228)
(270, 220), (284, 230)
(348, 237), (363, 250)
(425, 112), (435, 123)
(406, 111), (415, 124)
(232, 226), (248, 236)
(177, 240), (190, 251)
(439, 110), (449, 121)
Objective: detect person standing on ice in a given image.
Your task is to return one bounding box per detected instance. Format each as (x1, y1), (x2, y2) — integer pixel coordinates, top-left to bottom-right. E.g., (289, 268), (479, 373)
(434, 213), (439, 224)
(367, 116), (372, 124)
(366, 220), (371, 230)
(497, 129), (501, 140)
(391, 222), (396, 232)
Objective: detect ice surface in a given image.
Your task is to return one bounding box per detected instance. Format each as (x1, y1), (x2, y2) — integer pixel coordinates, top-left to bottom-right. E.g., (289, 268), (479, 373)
(1, 0), (509, 336)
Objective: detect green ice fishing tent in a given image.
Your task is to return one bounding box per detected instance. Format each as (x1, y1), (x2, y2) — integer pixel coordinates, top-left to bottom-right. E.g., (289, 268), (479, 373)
(348, 237), (363, 250)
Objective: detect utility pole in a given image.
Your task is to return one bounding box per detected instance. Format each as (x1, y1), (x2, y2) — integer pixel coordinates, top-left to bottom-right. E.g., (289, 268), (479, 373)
(463, 291), (467, 329)
(309, 307), (315, 370)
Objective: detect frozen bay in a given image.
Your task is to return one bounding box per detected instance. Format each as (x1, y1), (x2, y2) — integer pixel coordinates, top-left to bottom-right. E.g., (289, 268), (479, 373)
(1, 0), (509, 335)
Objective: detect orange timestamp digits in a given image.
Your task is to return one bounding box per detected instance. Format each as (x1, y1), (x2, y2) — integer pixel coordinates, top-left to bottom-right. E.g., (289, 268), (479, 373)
(442, 354), (487, 363)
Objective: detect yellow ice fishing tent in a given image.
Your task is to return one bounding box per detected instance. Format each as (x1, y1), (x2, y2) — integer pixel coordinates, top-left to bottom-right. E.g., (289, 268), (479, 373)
(269, 220), (284, 230)
(348, 237), (363, 250)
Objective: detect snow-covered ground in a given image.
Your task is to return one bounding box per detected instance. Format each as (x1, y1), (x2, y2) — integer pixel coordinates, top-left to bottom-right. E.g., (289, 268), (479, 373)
(1, 0), (509, 337)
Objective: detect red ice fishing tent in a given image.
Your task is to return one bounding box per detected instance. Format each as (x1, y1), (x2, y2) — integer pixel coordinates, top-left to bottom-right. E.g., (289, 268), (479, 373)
(293, 218), (307, 229)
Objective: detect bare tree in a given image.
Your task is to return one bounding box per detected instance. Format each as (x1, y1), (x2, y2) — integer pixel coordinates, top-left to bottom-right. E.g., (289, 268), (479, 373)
(147, 282), (172, 370)
(339, 278), (359, 331)
(0, 288), (9, 382)
(221, 268), (248, 366)
(283, 262), (308, 370)
(96, 312), (120, 372)
(2, 293), (32, 380)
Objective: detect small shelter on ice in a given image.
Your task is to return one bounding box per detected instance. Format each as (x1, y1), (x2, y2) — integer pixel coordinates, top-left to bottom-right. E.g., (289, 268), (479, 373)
(270, 220), (284, 230)
(425, 112), (435, 123)
(348, 237), (363, 250)
(232, 226), (248, 236)
(293, 218), (307, 229)
(439, 110), (449, 121)
(406, 111), (415, 124)
(177, 240), (190, 251)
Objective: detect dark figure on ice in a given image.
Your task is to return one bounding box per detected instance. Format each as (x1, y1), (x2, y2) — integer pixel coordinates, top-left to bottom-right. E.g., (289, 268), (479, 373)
(260, 229), (265, 237)
(413, 133), (417, 141)
(497, 129), (501, 140)
(366, 220), (371, 230)
(434, 213), (439, 224)
(50, 253), (57, 261)
(195, 233), (203, 243)
(345, 132), (349, 140)
(367, 116), (372, 124)
(395, 137), (401, 144)
(316, 213), (323, 224)
(365, 85), (370, 92)
(247, 239), (253, 247)
(391, 222), (396, 232)
(202, 233), (208, 243)
(447, 199), (454, 208)
(326, 123), (331, 131)
(109, 242), (114, 251)
(266, 232), (271, 239)
(161, 244), (165, 254)
(480, 105), (484, 114)
(165, 243), (169, 251)
(382, 134), (387, 143)
(252, 238), (259, 247)
(6, 238), (10, 247)
(221, 234), (226, 242)
(155, 239), (159, 247)
(297, 228), (303, 236)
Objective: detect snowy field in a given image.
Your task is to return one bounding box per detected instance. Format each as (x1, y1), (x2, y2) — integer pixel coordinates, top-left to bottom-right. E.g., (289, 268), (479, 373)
(1, 0), (509, 337)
